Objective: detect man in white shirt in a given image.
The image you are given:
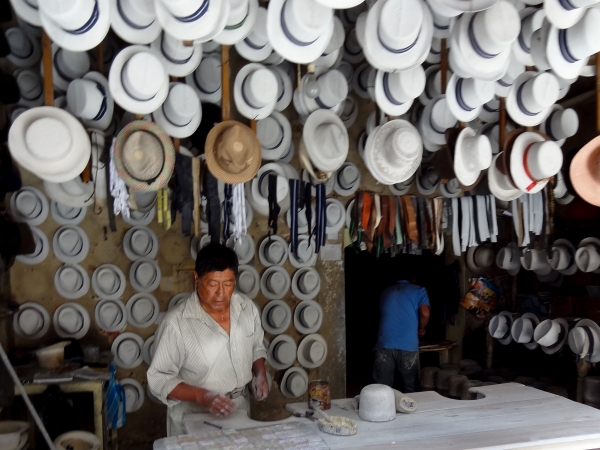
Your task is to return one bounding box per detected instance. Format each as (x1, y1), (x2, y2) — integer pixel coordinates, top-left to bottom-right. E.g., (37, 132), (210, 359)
(148, 243), (269, 436)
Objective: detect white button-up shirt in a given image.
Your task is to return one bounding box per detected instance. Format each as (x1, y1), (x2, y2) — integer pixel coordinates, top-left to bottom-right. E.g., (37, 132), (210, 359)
(147, 291), (267, 435)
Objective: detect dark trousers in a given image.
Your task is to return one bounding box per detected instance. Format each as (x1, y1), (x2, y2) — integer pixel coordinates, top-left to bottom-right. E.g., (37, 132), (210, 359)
(373, 348), (419, 393)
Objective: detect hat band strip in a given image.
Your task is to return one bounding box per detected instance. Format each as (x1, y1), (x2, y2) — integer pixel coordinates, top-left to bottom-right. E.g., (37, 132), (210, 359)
(545, 325), (565, 349)
(280, 4), (318, 47)
(455, 78), (475, 112)
(558, 0), (578, 11)
(264, 124), (285, 150)
(434, 22), (450, 31)
(337, 170), (356, 190)
(161, 35), (194, 65)
(92, 83), (108, 121)
(558, 29), (578, 64)
(225, 7), (249, 31)
(522, 142), (542, 192)
(65, 1), (100, 35)
(483, 103), (498, 113)
(243, 36), (267, 50)
(242, 75), (263, 109)
(377, 27), (419, 54)
(430, 48), (440, 56)
(518, 32), (530, 54)
(583, 326), (595, 360)
(24, 0), (38, 10)
(468, 15), (499, 59)
(120, 70), (157, 102)
(383, 72), (404, 106)
(545, 111), (559, 141)
(174, 0), (209, 23)
(429, 115), (445, 134)
(315, 96), (334, 109)
(516, 83), (538, 117)
(273, 72), (285, 102)
(193, 73), (219, 95)
(117, 0), (154, 30)
(497, 79), (511, 88)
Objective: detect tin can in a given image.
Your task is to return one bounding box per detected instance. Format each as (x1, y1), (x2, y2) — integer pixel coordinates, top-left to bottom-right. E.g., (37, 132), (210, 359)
(308, 380), (331, 410)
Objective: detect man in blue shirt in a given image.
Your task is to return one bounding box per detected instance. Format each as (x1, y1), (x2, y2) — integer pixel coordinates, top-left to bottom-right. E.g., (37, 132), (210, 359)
(373, 278), (430, 392)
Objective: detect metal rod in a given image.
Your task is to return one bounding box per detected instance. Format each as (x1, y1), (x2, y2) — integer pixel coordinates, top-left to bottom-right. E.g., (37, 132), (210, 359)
(221, 45), (230, 121)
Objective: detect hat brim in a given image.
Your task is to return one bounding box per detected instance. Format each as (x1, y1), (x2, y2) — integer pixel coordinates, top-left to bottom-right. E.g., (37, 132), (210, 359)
(506, 72), (553, 127)
(150, 37), (203, 78)
(297, 333), (328, 368)
(570, 135), (600, 206)
(260, 266), (291, 300)
(446, 74), (483, 123)
(53, 301), (90, 338)
(155, 0), (226, 41)
(112, 332), (144, 368)
(169, 293), (191, 310)
(129, 258), (161, 292)
(292, 268), (321, 301)
(143, 335), (156, 365)
(509, 131), (548, 194)
(14, 302), (51, 339)
(16, 226), (49, 265)
(53, 225), (90, 264)
(236, 265), (260, 299)
(212, 0), (259, 45)
(151, 87), (202, 139)
(124, 208), (156, 226)
(9, 0), (42, 26)
(110, 0), (162, 44)
(234, 63), (277, 120)
(267, 334), (296, 369)
(126, 293), (159, 328)
(547, 25), (589, 81)
(374, 70), (415, 117)
(235, 38), (274, 63)
(261, 299), (292, 334)
(544, 0), (586, 30)
(95, 298), (127, 332)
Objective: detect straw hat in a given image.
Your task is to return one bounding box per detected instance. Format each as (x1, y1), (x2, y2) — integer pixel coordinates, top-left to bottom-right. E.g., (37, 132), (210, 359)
(108, 45), (169, 114)
(234, 7), (273, 62)
(298, 70), (348, 116)
(453, 127), (492, 187)
(294, 299), (323, 334)
(266, 0), (335, 64)
(225, 234), (255, 265)
(114, 120), (176, 191)
(334, 162), (361, 197)
(496, 242), (521, 275)
(5, 27), (41, 68)
(447, 75), (495, 123)
(54, 431), (100, 450)
(205, 121), (261, 184)
(236, 264), (260, 299)
(261, 299), (292, 334)
(44, 178), (94, 209)
(269, 66), (293, 113)
(375, 66), (426, 117)
(9, 0), (41, 26)
(234, 63), (278, 120)
(511, 312), (540, 350)
(110, 0), (162, 44)
(340, 96), (359, 130)
(9, 187), (48, 226)
(513, 9), (544, 66)
(186, 54), (222, 105)
(506, 72), (559, 127)
(155, 0), (228, 42)
(54, 263), (90, 299)
(539, 105), (578, 147)
(292, 267), (321, 301)
(121, 378), (145, 413)
(432, 10), (455, 39)
(259, 235), (288, 267)
(261, 266), (291, 300)
(569, 319), (600, 363)
(554, 171), (575, 205)
(53, 225), (89, 264)
(575, 237), (600, 273)
(488, 311), (513, 345)
(534, 318), (568, 354)
(417, 95), (457, 151)
(112, 331), (145, 368)
(91, 264), (126, 299)
(148, 33), (202, 79)
(415, 166), (440, 196)
(521, 248), (552, 275)
(545, 0), (600, 29)
(168, 292), (191, 310)
(213, 0), (259, 45)
(325, 198), (346, 236)
(488, 153), (522, 202)
(124, 208), (156, 226)
(280, 367), (309, 398)
(301, 110), (347, 179)
(549, 238), (577, 275)
(256, 112), (292, 161)
(143, 334), (157, 364)
(479, 98), (500, 124)
(39, 0), (110, 52)
(95, 298), (127, 332)
(467, 244), (495, 274)
(351, 63), (371, 100)
(570, 135), (600, 206)
(288, 235), (318, 268)
(53, 302), (91, 339)
(126, 292), (159, 328)
(297, 333), (327, 368)
(13, 302), (51, 339)
(129, 258), (161, 292)
(16, 226), (49, 265)
(419, 65), (452, 106)
(267, 334), (297, 369)
(66, 72), (114, 131)
(388, 176), (414, 196)
(439, 178), (462, 198)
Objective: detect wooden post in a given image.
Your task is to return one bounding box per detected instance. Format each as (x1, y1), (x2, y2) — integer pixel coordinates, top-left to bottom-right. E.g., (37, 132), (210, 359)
(499, 97), (507, 151)
(221, 45), (230, 121)
(440, 38), (448, 95)
(41, 31), (54, 107)
(251, 120), (257, 133)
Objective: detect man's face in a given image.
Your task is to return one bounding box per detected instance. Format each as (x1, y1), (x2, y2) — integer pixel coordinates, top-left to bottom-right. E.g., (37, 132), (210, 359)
(195, 269), (236, 313)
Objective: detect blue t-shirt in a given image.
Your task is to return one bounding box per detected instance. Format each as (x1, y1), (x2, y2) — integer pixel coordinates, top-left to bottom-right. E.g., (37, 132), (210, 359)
(374, 280), (430, 352)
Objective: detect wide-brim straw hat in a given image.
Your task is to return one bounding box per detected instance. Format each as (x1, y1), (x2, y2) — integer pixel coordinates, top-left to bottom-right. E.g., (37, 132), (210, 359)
(293, 299), (323, 334)
(121, 378), (145, 413)
(570, 135), (600, 207)
(212, 0), (259, 45)
(267, 334), (297, 369)
(110, 0), (162, 44)
(261, 299), (292, 334)
(53, 301), (91, 339)
(126, 292), (159, 328)
(95, 298), (127, 332)
(297, 333), (328, 368)
(154, 0), (228, 42)
(53, 225), (90, 264)
(112, 331), (145, 368)
(236, 264), (260, 299)
(13, 302), (51, 339)
(205, 120), (261, 184)
(280, 366), (309, 398)
(16, 226), (49, 265)
(114, 120), (175, 191)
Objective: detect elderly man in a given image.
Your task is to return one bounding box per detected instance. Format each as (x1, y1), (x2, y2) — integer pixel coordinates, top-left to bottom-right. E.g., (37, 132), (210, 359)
(148, 243), (269, 436)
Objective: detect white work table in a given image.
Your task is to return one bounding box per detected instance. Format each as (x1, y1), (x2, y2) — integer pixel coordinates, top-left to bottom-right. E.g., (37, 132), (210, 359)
(181, 384), (600, 450)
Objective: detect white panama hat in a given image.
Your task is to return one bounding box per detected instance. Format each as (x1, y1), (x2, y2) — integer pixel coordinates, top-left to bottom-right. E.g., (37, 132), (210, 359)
(479, 98), (500, 124)
(129, 257), (161, 292)
(506, 72), (559, 127)
(569, 319), (600, 363)
(53, 302), (91, 339)
(150, 32), (203, 78)
(530, 19), (552, 71)
(334, 162), (361, 197)
(267, 334), (297, 369)
(447, 75), (495, 123)
(143, 334), (157, 364)
(260, 265), (291, 299)
(375, 66), (426, 117)
(266, 0), (335, 64)
(418, 95), (456, 150)
(496, 242), (521, 275)
(545, 0), (600, 29)
(340, 1), (367, 26)
(534, 318), (568, 354)
(92, 263), (127, 299)
(168, 292), (191, 310)
(95, 298), (127, 332)
(289, 235), (318, 268)
(16, 226), (49, 265)
(575, 237), (600, 273)
(488, 311), (514, 345)
(548, 239), (577, 275)
(54, 431), (101, 450)
(268, 65), (293, 113)
(226, 234), (256, 264)
(316, 0), (366, 7)
(326, 198), (346, 236)
(151, 83), (202, 139)
(547, 8), (600, 80)
(292, 267), (321, 301)
(14, 69), (44, 107)
(49, 45), (91, 93)
(126, 292), (159, 328)
(340, 96), (359, 129)
(110, 0), (162, 44)
(363, 0), (433, 72)
(213, 0), (259, 45)
(426, 37), (443, 64)
(14, 302), (51, 339)
(186, 54), (222, 105)
(246, 163), (290, 216)
(294, 299), (323, 334)
(280, 367), (309, 398)
(67, 71), (114, 131)
(121, 378), (145, 412)
(259, 235), (288, 267)
(112, 331), (144, 368)
(389, 175), (415, 195)
(415, 166), (440, 196)
(54, 263), (90, 299)
(539, 105), (578, 147)
(9, 186), (49, 226)
(343, 28), (365, 65)
(302, 109), (349, 174)
(509, 131), (562, 194)
(299, 70), (348, 116)
(108, 45), (169, 115)
(467, 245), (495, 273)
(297, 333), (327, 368)
(261, 299), (292, 334)
(39, 0), (110, 52)
(521, 248), (552, 275)
(488, 153), (523, 201)
(124, 208), (156, 226)
(453, 127), (492, 187)
(53, 225), (90, 264)
(235, 7), (273, 62)
(511, 312), (540, 350)
(155, 0), (229, 42)
(234, 63), (278, 120)
(287, 204), (316, 234)
(554, 172), (575, 205)
(236, 264), (260, 298)
(439, 178), (462, 198)
(419, 65), (452, 106)
(313, 16), (345, 69)
(5, 27), (41, 68)
(495, 58), (526, 98)
(44, 178), (94, 209)
(9, 0), (42, 26)
(432, 10), (455, 39)
(256, 111), (292, 161)
(351, 63), (371, 100)
(513, 8), (544, 66)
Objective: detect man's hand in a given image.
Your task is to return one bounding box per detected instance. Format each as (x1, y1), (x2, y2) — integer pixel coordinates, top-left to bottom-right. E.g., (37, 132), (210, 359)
(418, 327), (426, 337)
(197, 391), (235, 417)
(252, 372), (269, 401)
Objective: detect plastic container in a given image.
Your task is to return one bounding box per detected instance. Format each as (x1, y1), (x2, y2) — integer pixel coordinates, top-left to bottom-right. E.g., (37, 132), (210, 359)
(36, 341), (69, 369)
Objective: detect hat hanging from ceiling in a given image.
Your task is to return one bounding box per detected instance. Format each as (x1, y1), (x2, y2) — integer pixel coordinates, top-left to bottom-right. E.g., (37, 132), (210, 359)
(186, 54), (222, 105)
(363, 0), (433, 72)
(126, 292), (160, 328)
(212, 0), (259, 45)
(53, 302), (90, 339)
(54, 263), (90, 299)
(113, 120), (176, 191)
(446, 75), (495, 123)
(340, 96), (359, 130)
(9, 0), (41, 26)
(39, 0), (110, 52)
(453, 127), (492, 187)
(467, 245), (495, 274)
(236, 264), (260, 298)
(95, 298), (127, 332)
(129, 257), (161, 292)
(313, 16), (345, 70)
(296, 70), (348, 117)
(351, 63), (371, 100)
(259, 235), (288, 267)
(5, 27), (41, 68)
(168, 292), (191, 310)
(418, 95), (457, 152)
(343, 28), (364, 65)
(511, 312), (540, 350)
(121, 378), (145, 413)
(415, 166), (440, 196)
(13, 302), (51, 339)
(534, 318), (568, 354)
(575, 237), (600, 273)
(545, 0), (599, 29)
(110, 0), (162, 44)
(289, 235), (318, 267)
(150, 32), (202, 78)
(487, 149), (522, 202)
(15, 69), (43, 107)
(488, 311), (514, 345)
(325, 198), (346, 236)
(506, 72), (560, 127)
(44, 178), (94, 209)
(569, 319), (600, 363)
(334, 162), (361, 197)
(108, 45), (169, 114)
(151, 83), (202, 139)
(16, 226), (49, 265)
(234, 63), (278, 120)
(521, 248), (552, 275)
(292, 267), (321, 301)
(301, 109), (348, 178)
(66, 71), (114, 131)
(154, 0), (229, 42)
(513, 9), (544, 67)
(419, 65), (452, 107)
(234, 7), (272, 62)
(53, 225), (89, 264)
(509, 131), (563, 194)
(226, 234), (256, 264)
(570, 135), (600, 206)
(54, 431), (101, 450)
(92, 263), (127, 299)
(267, 334), (297, 369)
(431, 10), (455, 39)
(268, 66), (293, 113)
(496, 242), (521, 275)
(256, 112), (292, 161)
(246, 162), (290, 216)
(52, 44), (91, 92)
(374, 66), (426, 117)
(9, 187), (48, 226)
(280, 366), (309, 398)
(261, 265), (291, 300)
(266, 0), (334, 64)
(297, 333), (327, 368)
(112, 331), (145, 368)
(261, 299), (292, 334)
(539, 105), (578, 147)
(548, 238), (577, 275)
(294, 299), (323, 335)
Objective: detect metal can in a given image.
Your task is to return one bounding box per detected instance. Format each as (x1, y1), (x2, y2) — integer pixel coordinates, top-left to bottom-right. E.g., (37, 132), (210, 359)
(308, 380), (331, 410)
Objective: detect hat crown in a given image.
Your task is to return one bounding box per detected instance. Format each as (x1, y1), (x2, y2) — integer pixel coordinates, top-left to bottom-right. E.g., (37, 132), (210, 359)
(67, 78), (104, 121)
(326, 202), (343, 226)
(379, 0), (423, 52)
(20, 309), (43, 335)
(301, 305), (319, 327)
(385, 127), (421, 165)
(238, 270), (255, 292)
(160, 0), (210, 16)
(522, 248), (549, 271)
(216, 125), (258, 175)
(242, 69), (277, 109)
(122, 52), (165, 101)
(228, 0), (249, 26)
(56, 48), (91, 80)
(421, 168), (439, 190)
(17, 70), (42, 100)
(268, 305), (287, 328)
(519, 73), (559, 115)
(119, 339), (140, 363)
(123, 130), (165, 182)
(257, 116), (284, 149)
(550, 245), (571, 270)
(474, 246), (494, 267)
(274, 340), (295, 364)
(299, 271), (319, 294)
(283, 0), (333, 44)
(512, 317), (535, 343)
(58, 228), (83, 255)
(297, 239), (314, 261)
(135, 261), (157, 286)
(59, 306), (82, 333)
(566, 8), (600, 60)
(43, 0), (96, 30)
(247, 7), (268, 44)
(287, 372), (307, 396)
(265, 239), (285, 263)
(548, 109), (578, 141)
(471, 2), (520, 55)
(100, 302), (121, 327)
(306, 340), (325, 362)
(340, 164), (359, 187)
(7, 28), (33, 58)
(119, 0), (155, 26)
(431, 98), (456, 131)
(525, 141), (563, 181)
(314, 122), (347, 160)
(316, 70), (348, 107)
(131, 229), (152, 255)
(576, 245), (600, 272)
(15, 190), (42, 217)
(132, 297), (154, 323)
(462, 134), (492, 172)
(457, 78), (494, 110)
(267, 270), (286, 292)
(386, 67), (426, 104)
(490, 315), (509, 338)
(324, 17), (344, 54)
(60, 266), (84, 292)
(535, 319), (560, 346)
(163, 84), (199, 126)
(197, 56), (221, 91)
(497, 246), (518, 269)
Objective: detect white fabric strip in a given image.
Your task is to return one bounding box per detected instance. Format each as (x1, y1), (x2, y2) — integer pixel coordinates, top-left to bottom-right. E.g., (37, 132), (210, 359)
(109, 138), (130, 219)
